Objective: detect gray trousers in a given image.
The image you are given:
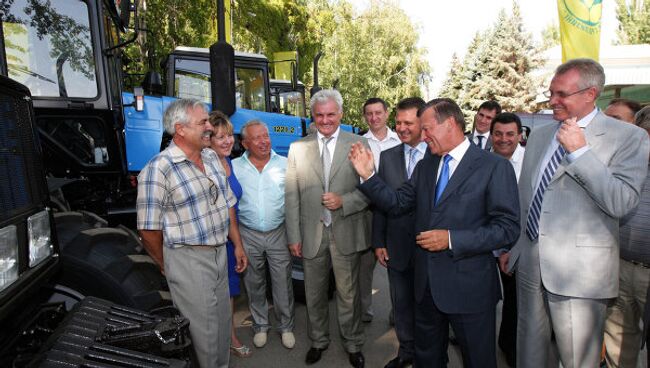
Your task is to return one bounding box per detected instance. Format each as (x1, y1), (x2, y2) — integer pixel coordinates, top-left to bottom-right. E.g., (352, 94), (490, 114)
(240, 223), (294, 333)
(303, 226), (364, 353)
(516, 241), (607, 368)
(163, 245), (230, 368)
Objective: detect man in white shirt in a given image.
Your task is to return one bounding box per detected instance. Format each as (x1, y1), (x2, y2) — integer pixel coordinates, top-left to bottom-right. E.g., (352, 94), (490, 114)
(466, 100), (502, 150)
(490, 112), (525, 367)
(360, 97), (401, 322)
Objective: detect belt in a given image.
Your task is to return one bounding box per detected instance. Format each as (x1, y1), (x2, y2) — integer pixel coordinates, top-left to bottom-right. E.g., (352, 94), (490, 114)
(628, 259), (650, 269)
(181, 243), (225, 248)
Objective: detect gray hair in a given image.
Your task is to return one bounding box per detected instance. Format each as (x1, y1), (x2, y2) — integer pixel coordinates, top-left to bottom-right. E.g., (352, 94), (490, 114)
(635, 105), (650, 132)
(163, 98), (207, 135)
(310, 89), (343, 113)
(555, 58), (605, 96)
(241, 119), (269, 140)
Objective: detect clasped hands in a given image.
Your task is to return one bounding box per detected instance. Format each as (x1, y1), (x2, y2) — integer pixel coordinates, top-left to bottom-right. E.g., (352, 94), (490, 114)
(557, 116), (586, 153)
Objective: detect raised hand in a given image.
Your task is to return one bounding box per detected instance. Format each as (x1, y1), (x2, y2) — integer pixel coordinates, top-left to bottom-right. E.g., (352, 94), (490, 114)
(348, 142), (375, 180)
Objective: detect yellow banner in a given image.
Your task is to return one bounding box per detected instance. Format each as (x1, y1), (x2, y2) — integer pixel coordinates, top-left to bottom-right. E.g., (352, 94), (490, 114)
(557, 0), (602, 62)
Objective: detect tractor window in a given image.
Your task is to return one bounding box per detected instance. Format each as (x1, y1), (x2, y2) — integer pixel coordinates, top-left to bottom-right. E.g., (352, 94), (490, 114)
(173, 57), (268, 112)
(1, 0), (98, 99)
(273, 90), (306, 117)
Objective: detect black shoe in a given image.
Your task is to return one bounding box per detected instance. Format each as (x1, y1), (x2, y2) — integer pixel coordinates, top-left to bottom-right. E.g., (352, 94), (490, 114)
(348, 352), (365, 368)
(384, 356), (412, 368)
(305, 347), (327, 365)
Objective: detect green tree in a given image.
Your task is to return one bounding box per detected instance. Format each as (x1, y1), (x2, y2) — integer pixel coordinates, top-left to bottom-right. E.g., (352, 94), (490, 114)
(317, 0), (430, 128)
(439, 53), (463, 101)
(455, 4), (542, 125)
(541, 22), (560, 50)
(615, 0), (650, 44)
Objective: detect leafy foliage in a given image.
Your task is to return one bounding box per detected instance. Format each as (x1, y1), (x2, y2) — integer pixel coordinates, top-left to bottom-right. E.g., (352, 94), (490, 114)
(615, 0), (650, 44)
(438, 3), (543, 126)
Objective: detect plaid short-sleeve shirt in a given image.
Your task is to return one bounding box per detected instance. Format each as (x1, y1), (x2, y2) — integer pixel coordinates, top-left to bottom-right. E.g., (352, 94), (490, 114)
(136, 142), (235, 248)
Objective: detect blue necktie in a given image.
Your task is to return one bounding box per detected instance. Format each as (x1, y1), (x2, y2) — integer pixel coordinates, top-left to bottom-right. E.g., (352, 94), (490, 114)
(525, 145), (567, 241)
(434, 154), (452, 205)
(476, 135), (484, 149)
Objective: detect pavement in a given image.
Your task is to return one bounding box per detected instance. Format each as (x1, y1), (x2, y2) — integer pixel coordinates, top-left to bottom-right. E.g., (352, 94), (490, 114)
(229, 264), (648, 368)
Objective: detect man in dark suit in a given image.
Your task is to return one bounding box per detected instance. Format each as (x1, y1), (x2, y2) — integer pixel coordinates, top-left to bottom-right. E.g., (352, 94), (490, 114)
(372, 97), (426, 368)
(465, 100), (501, 150)
(349, 98), (520, 368)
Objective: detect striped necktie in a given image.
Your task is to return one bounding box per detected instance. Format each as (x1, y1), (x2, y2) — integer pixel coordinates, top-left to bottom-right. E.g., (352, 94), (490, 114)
(407, 147), (418, 179)
(321, 137), (333, 226)
(525, 145), (567, 241)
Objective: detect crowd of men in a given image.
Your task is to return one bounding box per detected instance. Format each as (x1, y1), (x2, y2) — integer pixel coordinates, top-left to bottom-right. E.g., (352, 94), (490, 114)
(136, 57), (650, 368)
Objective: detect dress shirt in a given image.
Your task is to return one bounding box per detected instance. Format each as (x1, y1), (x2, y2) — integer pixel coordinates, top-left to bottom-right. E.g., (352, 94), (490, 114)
(436, 138), (471, 250)
(472, 131), (490, 149)
(533, 107), (598, 191)
(508, 144), (525, 182)
(364, 127), (401, 167)
(137, 143), (235, 248)
(404, 142), (428, 171)
(317, 127), (340, 165)
(232, 150), (287, 232)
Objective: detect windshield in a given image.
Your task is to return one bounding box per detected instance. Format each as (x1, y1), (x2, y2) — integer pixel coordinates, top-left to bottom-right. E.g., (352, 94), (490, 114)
(1, 0), (98, 98)
(174, 57), (268, 112)
(272, 90), (306, 117)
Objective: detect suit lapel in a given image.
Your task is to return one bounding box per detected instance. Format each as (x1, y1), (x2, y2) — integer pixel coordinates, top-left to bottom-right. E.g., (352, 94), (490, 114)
(435, 144), (481, 207)
(528, 124), (559, 190)
(328, 132), (349, 182)
(397, 144), (408, 179)
(306, 135), (325, 186)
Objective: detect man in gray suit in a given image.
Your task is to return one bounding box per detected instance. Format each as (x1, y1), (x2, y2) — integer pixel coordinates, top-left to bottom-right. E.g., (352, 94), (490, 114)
(504, 58), (650, 367)
(285, 89), (371, 368)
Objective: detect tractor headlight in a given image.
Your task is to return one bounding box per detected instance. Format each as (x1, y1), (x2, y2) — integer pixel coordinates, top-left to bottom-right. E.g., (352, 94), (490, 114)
(0, 225), (18, 292)
(27, 210), (53, 267)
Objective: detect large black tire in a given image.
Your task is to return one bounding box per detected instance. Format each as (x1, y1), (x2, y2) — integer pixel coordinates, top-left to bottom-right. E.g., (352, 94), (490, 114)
(54, 213), (171, 311)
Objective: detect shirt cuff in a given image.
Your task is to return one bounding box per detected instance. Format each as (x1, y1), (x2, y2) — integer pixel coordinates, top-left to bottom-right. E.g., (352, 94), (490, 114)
(492, 248), (507, 257)
(567, 145), (589, 163)
(448, 230), (452, 250)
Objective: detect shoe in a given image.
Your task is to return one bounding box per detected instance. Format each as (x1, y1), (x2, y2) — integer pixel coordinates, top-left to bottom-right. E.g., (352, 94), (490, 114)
(348, 352), (365, 368)
(253, 332), (267, 348)
(230, 344), (252, 358)
(384, 356), (412, 368)
(281, 331), (295, 349)
(305, 347), (327, 365)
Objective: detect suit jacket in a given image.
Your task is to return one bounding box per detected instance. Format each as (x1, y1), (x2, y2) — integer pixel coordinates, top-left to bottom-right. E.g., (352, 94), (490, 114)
(285, 130), (371, 259)
(360, 143), (520, 314)
(508, 112), (650, 299)
(371, 144), (429, 271)
(466, 131), (493, 151)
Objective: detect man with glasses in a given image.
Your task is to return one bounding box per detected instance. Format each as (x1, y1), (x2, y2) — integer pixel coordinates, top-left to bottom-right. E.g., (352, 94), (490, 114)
(137, 99), (248, 368)
(503, 59), (650, 367)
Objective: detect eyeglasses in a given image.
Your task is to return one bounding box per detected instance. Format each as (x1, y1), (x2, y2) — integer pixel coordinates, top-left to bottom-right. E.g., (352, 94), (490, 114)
(543, 87), (592, 99)
(207, 179), (219, 205)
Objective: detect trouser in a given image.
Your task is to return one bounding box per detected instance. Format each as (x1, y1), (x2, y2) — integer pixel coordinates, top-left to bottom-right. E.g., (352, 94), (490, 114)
(498, 268), (517, 362)
(240, 223), (295, 333)
(604, 258), (650, 368)
(516, 241), (607, 368)
(303, 226), (365, 353)
(359, 248), (376, 318)
(163, 245), (230, 368)
(388, 265), (415, 360)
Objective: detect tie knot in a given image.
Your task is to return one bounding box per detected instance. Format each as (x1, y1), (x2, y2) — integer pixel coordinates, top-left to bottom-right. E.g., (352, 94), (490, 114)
(322, 136), (333, 144)
(443, 154), (452, 164)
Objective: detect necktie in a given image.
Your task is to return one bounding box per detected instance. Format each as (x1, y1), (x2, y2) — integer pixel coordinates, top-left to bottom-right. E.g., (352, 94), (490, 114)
(434, 154), (452, 205)
(525, 145), (567, 241)
(407, 147), (418, 179)
(321, 137), (333, 226)
(476, 135), (484, 149)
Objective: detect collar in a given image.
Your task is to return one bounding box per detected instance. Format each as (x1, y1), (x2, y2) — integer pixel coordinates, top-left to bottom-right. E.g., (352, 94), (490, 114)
(168, 141), (216, 163)
(364, 127), (399, 142)
(241, 149), (279, 165)
(473, 131), (490, 138)
(447, 137), (471, 162)
(577, 107), (599, 128)
(404, 141), (428, 155)
(510, 144), (525, 162)
(317, 127), (341, 141)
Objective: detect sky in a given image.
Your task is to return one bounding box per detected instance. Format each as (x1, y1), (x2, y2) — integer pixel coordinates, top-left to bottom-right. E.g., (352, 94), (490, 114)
(351, 0), (619, 96)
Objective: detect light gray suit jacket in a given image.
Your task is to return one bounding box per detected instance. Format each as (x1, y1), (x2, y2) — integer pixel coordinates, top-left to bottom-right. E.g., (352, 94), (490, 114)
(509, 112), (650, 299)
(285, 130), (371, 259)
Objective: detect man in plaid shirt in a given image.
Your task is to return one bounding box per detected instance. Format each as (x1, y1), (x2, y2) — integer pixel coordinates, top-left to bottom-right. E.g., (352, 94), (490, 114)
(137, 99), (248, 368)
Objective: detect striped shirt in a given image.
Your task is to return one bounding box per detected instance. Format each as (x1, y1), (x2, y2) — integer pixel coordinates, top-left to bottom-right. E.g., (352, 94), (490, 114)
(136, 142), (235, 248)
(620, 164), (650, 264)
